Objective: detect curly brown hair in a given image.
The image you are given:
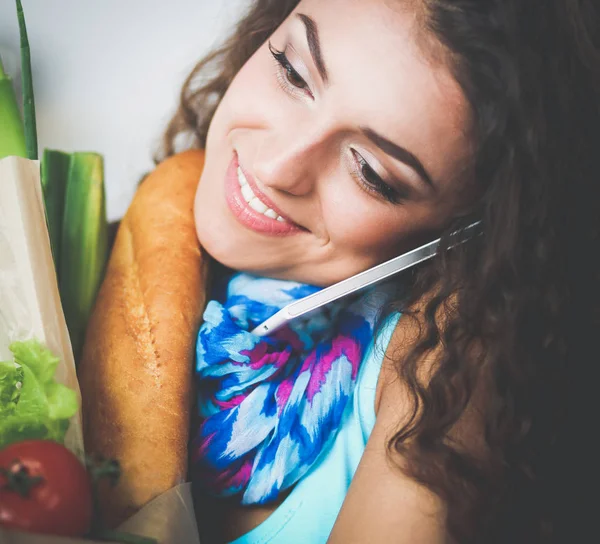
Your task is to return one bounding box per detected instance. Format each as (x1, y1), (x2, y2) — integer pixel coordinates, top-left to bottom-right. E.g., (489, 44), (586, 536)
(158, 1), (599, 542)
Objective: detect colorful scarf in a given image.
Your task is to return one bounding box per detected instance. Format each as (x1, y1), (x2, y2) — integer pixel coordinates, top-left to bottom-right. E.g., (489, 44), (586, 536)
(192, 273), (393, 504)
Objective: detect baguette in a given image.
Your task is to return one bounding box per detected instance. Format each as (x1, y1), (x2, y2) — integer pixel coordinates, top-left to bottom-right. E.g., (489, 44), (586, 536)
(77, 150), (209, 527)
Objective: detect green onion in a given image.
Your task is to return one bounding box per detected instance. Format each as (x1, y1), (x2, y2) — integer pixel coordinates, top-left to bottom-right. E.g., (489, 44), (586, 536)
(41, 150), (71, 275)
(16, 0), (37, 160)
(59, 153), (108, 362)
(8, 1), (109, 363)
(0, 54), (27, 159)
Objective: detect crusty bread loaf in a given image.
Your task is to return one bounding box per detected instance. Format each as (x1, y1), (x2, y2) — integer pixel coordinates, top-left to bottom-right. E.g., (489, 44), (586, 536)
(77, 150), (209, 527)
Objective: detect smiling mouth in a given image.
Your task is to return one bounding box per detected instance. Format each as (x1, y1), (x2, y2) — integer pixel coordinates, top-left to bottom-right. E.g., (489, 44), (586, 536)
(236, 166), (289, 223)
(224, 153), (307, 236)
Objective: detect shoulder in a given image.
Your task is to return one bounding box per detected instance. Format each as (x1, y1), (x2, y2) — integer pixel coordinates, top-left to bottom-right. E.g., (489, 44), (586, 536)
(328, 301), (451, 543)
(374, 294), (439, 416)
(327, 295), (487, 543)
(327, 311), (451, 543)
(375, 295), (488, 459)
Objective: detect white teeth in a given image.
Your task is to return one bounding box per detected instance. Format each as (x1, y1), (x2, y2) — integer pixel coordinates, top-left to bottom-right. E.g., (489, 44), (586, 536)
(237, 165), (288, 223)
(237, 167), (248, 186)
(249, 197), (268, 214)
(241, 184), (254, 203)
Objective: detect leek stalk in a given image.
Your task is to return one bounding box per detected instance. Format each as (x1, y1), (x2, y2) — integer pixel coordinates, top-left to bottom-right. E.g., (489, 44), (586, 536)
(0, 55), (27, 159)
(41, 149), (71, 274)
(59, 153), (108, 362)
(6, 1), (110, 364)
(16, 0), (37, 160)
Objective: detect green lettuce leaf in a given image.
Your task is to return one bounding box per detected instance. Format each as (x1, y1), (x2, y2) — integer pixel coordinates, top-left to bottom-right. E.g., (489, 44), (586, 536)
(0, 338), (78, 449)
(0, 359), (24, 413)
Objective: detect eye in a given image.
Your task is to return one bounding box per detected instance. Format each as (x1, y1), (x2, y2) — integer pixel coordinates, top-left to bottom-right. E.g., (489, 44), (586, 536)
(351, 149), (403, 204)
(268, 42), (312, 97)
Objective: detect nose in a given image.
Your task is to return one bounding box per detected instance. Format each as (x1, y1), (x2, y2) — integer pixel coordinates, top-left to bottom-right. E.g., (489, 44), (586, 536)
(251, 120), (336, 197)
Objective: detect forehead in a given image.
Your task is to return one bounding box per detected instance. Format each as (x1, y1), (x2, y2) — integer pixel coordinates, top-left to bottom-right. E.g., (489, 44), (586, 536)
(286, 0), (472, 187)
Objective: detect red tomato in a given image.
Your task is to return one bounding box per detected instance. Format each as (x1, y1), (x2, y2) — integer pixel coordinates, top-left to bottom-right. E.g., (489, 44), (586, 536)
(0, 440), (93, 537)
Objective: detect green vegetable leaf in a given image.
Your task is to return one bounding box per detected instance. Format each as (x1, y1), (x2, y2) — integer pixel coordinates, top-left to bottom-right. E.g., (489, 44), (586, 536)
(0, 339), (78, 449)
(0, 54), (27, 159)
(0, 359), (24, 412)
(16, 0), (37, 160)
(46, 382), (79, 420)
(11, 338), (59, 385)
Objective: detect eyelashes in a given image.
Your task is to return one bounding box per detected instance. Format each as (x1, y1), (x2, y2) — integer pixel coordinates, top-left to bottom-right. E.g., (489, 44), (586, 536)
(268, 41), (312, 98)
(268, 41), (403, 205)
(350, 150), (401, 204)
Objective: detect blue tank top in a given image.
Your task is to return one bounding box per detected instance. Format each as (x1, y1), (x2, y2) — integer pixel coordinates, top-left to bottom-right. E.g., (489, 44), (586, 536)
(229, 313), (401, 544)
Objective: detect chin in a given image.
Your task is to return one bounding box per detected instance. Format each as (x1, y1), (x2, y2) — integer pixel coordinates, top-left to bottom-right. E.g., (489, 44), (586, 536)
(193, 216), (255, 274)
(195, 216), (233, 264)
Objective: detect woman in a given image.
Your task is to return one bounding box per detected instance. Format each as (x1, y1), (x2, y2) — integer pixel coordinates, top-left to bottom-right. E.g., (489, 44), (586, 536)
(158, 0), (598, 542)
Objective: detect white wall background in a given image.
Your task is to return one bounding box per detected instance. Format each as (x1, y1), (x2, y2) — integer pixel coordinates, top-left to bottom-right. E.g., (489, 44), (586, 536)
(0, 0), (250, 221)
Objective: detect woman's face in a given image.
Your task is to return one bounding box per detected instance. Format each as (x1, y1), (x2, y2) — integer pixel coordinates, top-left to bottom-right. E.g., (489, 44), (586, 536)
(195, 0), (472, 286)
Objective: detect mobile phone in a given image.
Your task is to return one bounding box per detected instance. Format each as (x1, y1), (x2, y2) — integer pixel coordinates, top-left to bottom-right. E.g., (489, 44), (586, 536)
(251, 221), (480, 336)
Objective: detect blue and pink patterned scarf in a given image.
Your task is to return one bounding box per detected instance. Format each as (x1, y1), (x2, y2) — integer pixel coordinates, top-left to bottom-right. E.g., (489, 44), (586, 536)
(192, 273), (393, 504)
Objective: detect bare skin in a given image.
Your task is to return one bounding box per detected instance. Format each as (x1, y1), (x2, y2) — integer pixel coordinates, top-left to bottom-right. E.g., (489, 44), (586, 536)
(193, 0), (474, 541)
(195, 0), (472, 287)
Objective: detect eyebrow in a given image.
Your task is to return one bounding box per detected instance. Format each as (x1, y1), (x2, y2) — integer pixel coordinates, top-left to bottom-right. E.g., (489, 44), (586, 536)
(360, 127), (436, 190)
(297, 13), (436, 191)
(297, 13), (329, 84)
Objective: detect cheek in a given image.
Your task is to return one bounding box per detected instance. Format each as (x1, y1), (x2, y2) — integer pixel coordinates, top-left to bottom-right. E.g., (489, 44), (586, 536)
(323, 193), (405, 260)
(208, 45), (287, 141)
(322, 195), (446, 267)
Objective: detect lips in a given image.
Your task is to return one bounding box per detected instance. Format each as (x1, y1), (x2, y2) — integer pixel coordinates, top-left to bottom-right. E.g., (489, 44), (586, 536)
(224, 152), (305, 236)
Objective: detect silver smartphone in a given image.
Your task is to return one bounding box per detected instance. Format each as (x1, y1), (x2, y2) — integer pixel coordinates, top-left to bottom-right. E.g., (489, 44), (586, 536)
(251, 221), (480, 336)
